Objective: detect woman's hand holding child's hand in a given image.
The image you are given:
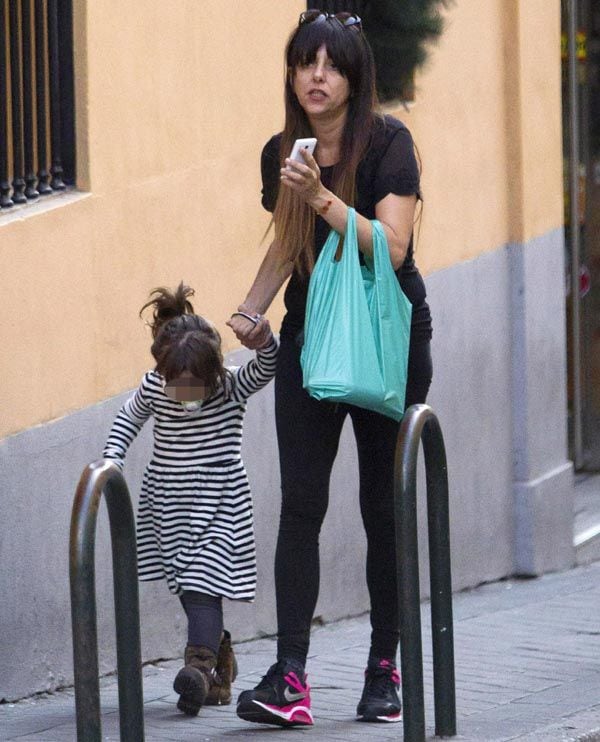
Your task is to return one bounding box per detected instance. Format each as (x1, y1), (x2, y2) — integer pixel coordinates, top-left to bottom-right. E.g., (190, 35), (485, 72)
(227, 313), (273, 350)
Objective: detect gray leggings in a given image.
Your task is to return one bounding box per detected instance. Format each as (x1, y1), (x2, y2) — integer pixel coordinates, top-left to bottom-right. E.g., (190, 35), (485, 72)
(179, 591), (223, 654)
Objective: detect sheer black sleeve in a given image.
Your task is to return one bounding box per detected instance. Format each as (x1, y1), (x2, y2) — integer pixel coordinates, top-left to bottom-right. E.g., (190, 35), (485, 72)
(260, 135), (281, 213)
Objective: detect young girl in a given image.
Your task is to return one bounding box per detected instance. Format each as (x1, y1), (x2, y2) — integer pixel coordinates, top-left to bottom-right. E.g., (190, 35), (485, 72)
(103, 282), (278, 716)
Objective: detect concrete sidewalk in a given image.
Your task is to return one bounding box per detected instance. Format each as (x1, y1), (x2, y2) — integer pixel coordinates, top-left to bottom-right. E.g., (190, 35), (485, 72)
(2, 561), (600, 741)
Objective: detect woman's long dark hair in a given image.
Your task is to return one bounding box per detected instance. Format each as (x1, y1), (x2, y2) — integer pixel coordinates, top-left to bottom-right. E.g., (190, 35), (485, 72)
(273, 16), (378, 274)
(140, 282), (231, 396)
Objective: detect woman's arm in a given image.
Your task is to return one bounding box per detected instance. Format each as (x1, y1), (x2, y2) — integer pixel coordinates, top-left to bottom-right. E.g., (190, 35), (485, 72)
(227, 238), (293, 348)
(281, 151), (417, 271)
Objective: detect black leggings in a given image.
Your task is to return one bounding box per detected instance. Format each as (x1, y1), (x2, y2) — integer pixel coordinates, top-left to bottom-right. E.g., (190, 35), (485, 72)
(274, 336), (432, 665)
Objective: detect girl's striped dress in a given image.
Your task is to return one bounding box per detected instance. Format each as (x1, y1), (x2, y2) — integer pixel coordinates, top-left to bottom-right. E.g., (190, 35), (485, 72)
(103, 338), (278, 601)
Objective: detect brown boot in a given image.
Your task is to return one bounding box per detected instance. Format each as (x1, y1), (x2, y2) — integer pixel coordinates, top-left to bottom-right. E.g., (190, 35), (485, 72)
(205, 630), (238, 705)
(173, 645), (217, 716)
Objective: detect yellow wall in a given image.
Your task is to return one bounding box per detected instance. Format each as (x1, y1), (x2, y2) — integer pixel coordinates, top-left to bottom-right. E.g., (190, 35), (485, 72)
(0, 0), (564, 439)
(396, 0), (563, 274)
(0, 1), (303, 439)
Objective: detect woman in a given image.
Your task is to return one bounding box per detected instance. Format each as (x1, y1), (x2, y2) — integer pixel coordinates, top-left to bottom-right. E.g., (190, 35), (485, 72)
(228, 9), (432, 727)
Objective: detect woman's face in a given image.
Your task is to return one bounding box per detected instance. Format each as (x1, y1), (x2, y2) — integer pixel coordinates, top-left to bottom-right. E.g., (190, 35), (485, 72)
(292, 44), (350, 120)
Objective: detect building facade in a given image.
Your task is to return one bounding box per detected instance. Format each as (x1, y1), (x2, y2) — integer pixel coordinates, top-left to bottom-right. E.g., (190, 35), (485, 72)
(0, 0), (573, 700)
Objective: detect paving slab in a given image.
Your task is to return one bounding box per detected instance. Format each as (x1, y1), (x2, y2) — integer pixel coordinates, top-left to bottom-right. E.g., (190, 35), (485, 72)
(1, 562), (600, 741)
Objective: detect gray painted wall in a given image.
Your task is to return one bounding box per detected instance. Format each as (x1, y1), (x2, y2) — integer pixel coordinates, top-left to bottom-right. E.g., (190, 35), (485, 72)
(0, 228), (574, 701)
(425, 246), (515, 587)
(508, 233), (574, 574)
(425, 228), (574, 586)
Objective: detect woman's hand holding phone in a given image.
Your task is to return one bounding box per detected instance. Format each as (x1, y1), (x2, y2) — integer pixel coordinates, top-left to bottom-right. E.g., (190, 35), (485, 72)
(281, 137), (323, 202)
(286, 137), (317, 168)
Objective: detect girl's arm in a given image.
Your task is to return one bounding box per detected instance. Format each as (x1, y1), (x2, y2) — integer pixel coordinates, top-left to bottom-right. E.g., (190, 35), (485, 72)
(281, 151), (417, 271)
(226, 238), (292, 348)
(103, 376), (153, 468)
(231, 333), (279, 403)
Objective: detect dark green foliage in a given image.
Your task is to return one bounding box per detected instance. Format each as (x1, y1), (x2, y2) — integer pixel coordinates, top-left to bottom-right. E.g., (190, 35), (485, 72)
(319, 0), (450, 102)
(363, 1), (449, 101)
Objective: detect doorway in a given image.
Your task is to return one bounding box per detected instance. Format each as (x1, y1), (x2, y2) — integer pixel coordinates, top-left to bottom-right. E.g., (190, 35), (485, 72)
(563, 0), (600, 471)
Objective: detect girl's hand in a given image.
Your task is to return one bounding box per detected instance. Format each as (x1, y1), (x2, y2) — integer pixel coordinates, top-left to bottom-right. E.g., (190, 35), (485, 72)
(227, 314), (273, 350)
(280, 148), (325, 204)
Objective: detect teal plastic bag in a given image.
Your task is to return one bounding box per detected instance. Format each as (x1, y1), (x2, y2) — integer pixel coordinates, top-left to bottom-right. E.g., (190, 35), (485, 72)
(300, 207), (412, 421)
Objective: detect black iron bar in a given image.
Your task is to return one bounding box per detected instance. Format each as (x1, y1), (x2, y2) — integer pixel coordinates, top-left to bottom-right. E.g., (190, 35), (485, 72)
(394, 404), (456, 741)
(70, 467), (102, 740)
(0, 0), (13, 207)
(423, 414), (456, 736)
(395, 405), (427, 740)
(9, 0), (26, 202)
(69, 460), (145, 742)
(567, 0), (583, 466)
(56, 0), (74, 183)
(46, 0), (64, 189)
(105, 474), (146, 740)
(21, 0), (39, 199)
(34, 0), (51, 194)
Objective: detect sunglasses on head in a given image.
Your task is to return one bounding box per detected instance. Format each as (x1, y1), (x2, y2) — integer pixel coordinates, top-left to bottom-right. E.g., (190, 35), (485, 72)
(299, 9), (362, 31)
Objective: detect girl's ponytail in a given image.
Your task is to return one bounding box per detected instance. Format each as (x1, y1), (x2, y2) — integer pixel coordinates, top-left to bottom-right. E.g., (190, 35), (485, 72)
(140, 282), (195, 339)
(139, 282), (231, 395)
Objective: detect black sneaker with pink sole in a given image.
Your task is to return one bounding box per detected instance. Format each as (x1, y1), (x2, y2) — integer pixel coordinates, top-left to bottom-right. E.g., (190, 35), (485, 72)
(236, 658), (313, 727)
(356, 657), (402, 723)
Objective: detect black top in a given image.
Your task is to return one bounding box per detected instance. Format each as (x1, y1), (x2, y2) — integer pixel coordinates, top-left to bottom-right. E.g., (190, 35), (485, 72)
(261, 114), (432, 343)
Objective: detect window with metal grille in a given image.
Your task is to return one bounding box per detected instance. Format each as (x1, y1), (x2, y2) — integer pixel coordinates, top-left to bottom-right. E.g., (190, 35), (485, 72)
(0, 0), (75, 210)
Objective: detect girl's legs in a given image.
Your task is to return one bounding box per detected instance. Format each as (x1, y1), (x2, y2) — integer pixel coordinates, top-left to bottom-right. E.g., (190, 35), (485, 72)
(274, 338), (346, 665)
(179, 591), (223, 654)
(179, 591), (237, 706)
(175, 591), (223, 715)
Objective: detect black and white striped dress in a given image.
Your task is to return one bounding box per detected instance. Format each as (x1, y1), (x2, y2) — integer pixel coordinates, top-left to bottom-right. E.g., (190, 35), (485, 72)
(103, 338), (278, 601)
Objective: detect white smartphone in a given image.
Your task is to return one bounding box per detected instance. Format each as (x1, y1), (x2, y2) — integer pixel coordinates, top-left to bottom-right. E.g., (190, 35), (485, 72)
(288, 137), (317, 166)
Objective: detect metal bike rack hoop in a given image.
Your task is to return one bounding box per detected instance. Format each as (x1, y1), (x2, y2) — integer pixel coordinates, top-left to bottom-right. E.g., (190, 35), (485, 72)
(69, 459), (144, 742)
(394, 404), (456, 741)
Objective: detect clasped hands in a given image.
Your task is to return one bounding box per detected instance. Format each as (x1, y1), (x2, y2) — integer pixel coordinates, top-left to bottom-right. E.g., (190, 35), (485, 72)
(227, 311), (273, 350)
